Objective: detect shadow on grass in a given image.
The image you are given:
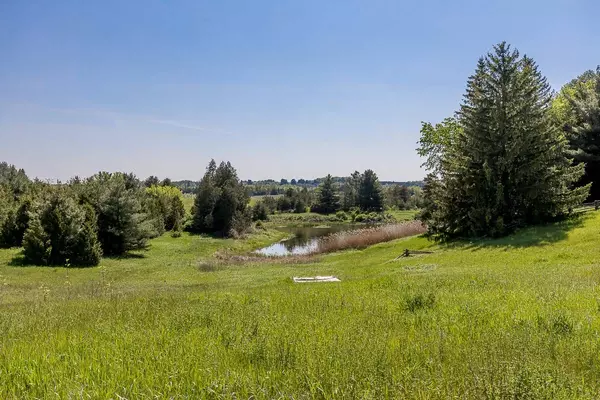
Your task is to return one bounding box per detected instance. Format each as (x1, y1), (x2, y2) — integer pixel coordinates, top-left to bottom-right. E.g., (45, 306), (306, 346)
(8, 254), (97, 268)
(443, 211), (594, 251)
(9, 251), (147, 267)
(104, 252), (147, 260)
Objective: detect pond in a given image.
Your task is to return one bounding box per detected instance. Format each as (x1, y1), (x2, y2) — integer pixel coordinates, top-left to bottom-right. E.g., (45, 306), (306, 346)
(256, 225), (364, 256)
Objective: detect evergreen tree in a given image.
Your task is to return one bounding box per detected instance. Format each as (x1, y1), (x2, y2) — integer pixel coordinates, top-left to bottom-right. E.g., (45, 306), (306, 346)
(385, 184), (410, 209)
(144, 176), (160, 188)
(22, 192), (101, 266)
(190, 160), (251, 236)
(312, 174), (340, 214)
(0, 162), (30, 200)
(358, 170), (384, 212)
(252, 201), (269, 221)
(80, 172), (157, 255)
(0, 196), (32, 247)
(420, 42), (588, 239)
(558, 67), (600, 200)
(341, 171), (361, 210)
(191, 160), (218, 232)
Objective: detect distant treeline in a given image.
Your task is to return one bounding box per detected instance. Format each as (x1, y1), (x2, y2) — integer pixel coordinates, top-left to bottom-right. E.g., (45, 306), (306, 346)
(173, 178), (424, 195)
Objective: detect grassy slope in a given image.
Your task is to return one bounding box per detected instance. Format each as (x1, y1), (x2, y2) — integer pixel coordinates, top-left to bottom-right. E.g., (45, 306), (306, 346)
(1, 213), (600, 398)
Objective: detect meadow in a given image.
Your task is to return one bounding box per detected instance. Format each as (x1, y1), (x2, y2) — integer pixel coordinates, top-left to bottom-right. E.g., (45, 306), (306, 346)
(1, 211), (600, 398)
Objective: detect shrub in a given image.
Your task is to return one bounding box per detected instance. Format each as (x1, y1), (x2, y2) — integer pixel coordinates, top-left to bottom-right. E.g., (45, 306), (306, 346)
(22, 193), (101, 266)
(293, 199), (307, 214)
(354, 214), (367, 222)
(252, 201), (269, 221)
(171, 230), (182, 238)
(146, 185), (186, 231)
(335, 211), (348, 221)
(405, 293), (436, 312)
(77, 172), (157, 256)
(0, 197), (32, 247)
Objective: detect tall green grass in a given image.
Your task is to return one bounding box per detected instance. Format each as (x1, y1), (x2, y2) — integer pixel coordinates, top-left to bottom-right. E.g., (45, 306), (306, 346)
(1, 212), (600, 398)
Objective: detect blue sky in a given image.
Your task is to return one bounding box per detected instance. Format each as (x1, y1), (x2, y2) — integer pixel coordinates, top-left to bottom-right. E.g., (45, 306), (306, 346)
(0, 0), (598, 182)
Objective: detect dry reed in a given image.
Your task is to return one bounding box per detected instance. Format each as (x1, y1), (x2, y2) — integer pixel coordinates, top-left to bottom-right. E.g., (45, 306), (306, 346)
(314, 221), (426, 254)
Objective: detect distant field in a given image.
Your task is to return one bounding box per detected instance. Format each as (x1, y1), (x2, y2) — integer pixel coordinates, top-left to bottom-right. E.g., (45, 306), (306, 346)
(1, 208), (600, 397)
(387, 209), (418, 221)
(249, 194), (281, 206)
(181, 194), (194, 213)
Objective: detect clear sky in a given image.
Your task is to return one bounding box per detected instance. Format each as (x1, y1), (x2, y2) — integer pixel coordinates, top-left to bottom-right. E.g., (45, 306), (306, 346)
(0, 0), (598, 182)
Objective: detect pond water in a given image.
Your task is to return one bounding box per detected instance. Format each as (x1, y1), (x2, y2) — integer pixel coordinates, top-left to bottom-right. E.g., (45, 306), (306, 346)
(256, 225), (363, 256)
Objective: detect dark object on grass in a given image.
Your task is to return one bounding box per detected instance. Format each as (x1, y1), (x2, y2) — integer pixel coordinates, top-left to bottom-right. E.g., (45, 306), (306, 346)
(396, 249), (434, 259)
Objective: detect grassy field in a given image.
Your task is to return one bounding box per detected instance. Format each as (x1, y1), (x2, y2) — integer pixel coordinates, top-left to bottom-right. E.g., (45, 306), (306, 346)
(1, 211), (600, 398)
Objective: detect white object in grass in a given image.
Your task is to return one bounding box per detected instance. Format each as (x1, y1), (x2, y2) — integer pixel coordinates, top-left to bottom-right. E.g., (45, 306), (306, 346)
(293, 276), (340, 283)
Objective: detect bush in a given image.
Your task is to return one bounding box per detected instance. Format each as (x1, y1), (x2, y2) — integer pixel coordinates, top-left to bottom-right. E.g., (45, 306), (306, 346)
(0, 197), (32, 247)
(354, 214), (367, 222)
(77, 172), (157, 256)
(294, 199), (307, 213)
(171, 230), (182, 238)
(405, 293), (436, 313)
(146, 185), (186, 231)
(335, 211), (348, 221)
(252, 201), (269, 221)
(22, 193), (102, 266)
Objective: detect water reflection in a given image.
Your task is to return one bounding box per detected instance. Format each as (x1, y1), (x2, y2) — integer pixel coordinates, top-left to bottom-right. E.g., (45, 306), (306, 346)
(256, 225), (363, 256)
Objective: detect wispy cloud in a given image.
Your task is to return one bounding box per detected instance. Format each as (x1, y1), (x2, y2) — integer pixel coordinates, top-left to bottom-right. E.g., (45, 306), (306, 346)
(0, 102), (232, 136)
(149, 119), (208, 131)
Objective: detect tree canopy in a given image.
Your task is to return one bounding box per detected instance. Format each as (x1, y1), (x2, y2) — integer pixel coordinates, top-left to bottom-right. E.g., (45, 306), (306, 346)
(419, 42), (588, 240)
(190, 160), (251, 236)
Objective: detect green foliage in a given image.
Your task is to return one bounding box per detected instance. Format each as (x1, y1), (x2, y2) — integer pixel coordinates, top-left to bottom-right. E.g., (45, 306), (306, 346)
(273, 187), (312, 213)
(293, 198), (306, 213)
(553, 67), (600, 200)
(312, 174), (340, 214)
(145, 185), (186, 231)
(0, 162), (30, 200)
(78, 172), (157, 255)
(22, 191), (101, 266)
(420, 42), (588, 240)
(357, 169), (384, 212)
(251, 201), (269, 221)
(341, 170), (384, 212)
(144, 175), (160, 188)
(0, 196), (32, 247)
(404, 293), (436, 313)
(551, 69), (598, 129)
(190, 160), (251, 236)
(335, 210), (348, 221)
(341, 171), (361, 210)
(417, 117), (461, 174)
(384, 184), (410, 209)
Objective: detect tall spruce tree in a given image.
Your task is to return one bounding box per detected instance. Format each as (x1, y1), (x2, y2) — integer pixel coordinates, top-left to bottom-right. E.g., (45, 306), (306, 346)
(313, 174), (340, 214)
(421, 42), (588, 239)
(358, 169), (384, 212)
